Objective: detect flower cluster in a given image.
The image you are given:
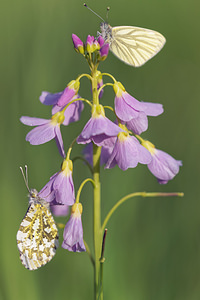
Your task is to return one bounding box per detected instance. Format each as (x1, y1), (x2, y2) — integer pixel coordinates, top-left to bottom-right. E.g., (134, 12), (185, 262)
(20, 33), (182, 253)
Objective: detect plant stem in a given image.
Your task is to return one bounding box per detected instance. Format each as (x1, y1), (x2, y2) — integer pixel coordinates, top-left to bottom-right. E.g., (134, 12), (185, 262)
(92, 67), (103, 299)
(102, 192), (184, 231)
(93, 143), (102, 300)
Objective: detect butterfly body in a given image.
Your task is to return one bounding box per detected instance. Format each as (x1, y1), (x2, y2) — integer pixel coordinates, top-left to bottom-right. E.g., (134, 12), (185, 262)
(17, 189), (59, 270)
(100, 22), (166, 67)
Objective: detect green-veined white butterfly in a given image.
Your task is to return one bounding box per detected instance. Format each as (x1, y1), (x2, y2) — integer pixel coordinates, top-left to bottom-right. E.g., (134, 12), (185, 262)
(100, 23), (166, 67)
(84, 4), (166, 67)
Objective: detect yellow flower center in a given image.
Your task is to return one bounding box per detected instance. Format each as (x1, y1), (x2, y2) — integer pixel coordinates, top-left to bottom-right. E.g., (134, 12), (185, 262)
(113, 81), (125, 97)
(117, 131), (129, 142)
(61, 159), (73, 176)
(92, 104), (105, 118)
(67, 79), (80, 93)
(51, 111), (65, 125)
(71, 203), (83, 216)
(141, 140), (156, 155)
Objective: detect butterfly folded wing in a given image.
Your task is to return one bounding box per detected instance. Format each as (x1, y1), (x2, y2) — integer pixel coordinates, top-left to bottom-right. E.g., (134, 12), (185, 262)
(17, 203), (59, 270)
(110, 26), (166, 67)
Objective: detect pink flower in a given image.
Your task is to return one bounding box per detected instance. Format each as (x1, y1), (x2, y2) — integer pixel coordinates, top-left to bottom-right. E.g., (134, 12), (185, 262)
(142, 140), (182, 184)
(72, 34), (84, 54)
(113, 82), (163, 134)
(105, 126), (152, 170)
(38, 159), (75, 205)
(20, 112), (65, 157)
(62, 203), (86, 252)
(77, 104), (122, 146)
(40, 80), (83, 126)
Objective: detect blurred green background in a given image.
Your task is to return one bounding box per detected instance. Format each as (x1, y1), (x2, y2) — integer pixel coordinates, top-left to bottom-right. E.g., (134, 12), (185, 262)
(1, 0), (199, 299)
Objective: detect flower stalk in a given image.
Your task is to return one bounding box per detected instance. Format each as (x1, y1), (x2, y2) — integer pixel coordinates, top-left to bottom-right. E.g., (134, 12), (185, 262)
(19, 30), (183, 300)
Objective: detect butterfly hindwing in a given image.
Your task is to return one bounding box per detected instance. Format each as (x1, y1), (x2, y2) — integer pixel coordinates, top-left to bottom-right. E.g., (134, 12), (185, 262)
(17, 201), (59, 270)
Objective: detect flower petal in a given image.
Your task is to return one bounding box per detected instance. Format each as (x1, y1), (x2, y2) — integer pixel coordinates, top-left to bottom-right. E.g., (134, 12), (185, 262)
(126, 112), (148, 134)
(20, 116), (49, 126)
(115, 96), (139, 122)
(148, 149), (182, 182)
(26, 123), (55, 145)
(39, 91), (63, 105)
(54, 126), (66, 158)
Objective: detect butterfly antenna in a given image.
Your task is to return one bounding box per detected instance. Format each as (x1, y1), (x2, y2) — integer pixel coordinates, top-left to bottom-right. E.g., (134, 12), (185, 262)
(83, 3), (105, 22)
(20, 165), (30, 193)
(106, 7), (110, 22)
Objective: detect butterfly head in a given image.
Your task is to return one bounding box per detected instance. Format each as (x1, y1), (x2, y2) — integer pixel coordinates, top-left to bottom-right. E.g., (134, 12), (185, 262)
(100, 22), (113, 44)
(29, 188), (38, 199)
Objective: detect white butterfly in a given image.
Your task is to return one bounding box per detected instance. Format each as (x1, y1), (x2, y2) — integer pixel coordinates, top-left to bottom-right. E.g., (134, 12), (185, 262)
(17, 166), (59, 270)
(100, 22), (166, 67)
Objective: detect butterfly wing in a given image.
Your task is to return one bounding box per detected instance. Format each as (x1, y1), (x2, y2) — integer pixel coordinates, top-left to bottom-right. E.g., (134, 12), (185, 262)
(17, 203), (59, 270)
(110, 26), (166, 67)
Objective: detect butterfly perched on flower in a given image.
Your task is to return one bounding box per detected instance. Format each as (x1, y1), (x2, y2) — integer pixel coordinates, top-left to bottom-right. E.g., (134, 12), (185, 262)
(100, 23), (166, 67)
(84, 3), (166, 67)
(17, 166), (59, 270)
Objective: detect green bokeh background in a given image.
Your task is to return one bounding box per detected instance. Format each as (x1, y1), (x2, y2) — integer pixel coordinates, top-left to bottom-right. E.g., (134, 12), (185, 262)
(1, 0), (199, 299)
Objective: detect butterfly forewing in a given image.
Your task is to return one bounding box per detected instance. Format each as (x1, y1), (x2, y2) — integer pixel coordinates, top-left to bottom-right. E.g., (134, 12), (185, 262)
(101, 24), (166, 67)
(17, 195), (59, 270)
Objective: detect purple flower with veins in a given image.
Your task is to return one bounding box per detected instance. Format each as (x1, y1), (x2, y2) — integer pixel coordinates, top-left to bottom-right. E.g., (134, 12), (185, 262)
(76, 104), (123, 146)
(62, 203), (86, 252)
(38, 159), (75, 205)
(105, 125), (152, 170)
(83, 137), (116, 166)
(113, 81), (163, 134)
(50, 203), (69, 217)
(20, 112), (66, 157)
(40, 80), (83, 126)
(142, 140), (182, 184)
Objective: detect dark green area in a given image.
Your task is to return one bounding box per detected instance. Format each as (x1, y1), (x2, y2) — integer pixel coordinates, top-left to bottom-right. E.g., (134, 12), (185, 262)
(1, 0), (199, 299)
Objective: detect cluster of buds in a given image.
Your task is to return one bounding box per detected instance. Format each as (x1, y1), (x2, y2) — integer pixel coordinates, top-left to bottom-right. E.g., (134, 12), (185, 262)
(72, 34), (109, 62)
(20, 33), (182, 253)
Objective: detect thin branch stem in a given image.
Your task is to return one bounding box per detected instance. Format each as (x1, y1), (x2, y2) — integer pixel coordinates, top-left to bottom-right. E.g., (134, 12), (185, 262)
(72, 156), (93, 174)
(97, 83), (113, 97)
(102, 192), (184, 231)
(76, 178), (96, 204)
(101, 72), (117, 83)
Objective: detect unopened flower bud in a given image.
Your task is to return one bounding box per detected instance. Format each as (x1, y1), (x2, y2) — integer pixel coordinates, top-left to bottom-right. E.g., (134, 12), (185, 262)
(72, 34), (84, 54)
(99, 43), (109, 61)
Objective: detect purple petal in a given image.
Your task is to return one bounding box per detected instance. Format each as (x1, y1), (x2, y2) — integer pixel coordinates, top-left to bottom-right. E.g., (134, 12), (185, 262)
(26, 123), (55, 145)
(126, 112), (148, 134)
(38, 172), (58, 202)
(80, 116), (122, 139)
(105, 135), (151, 171)
(57, 87), (76, 107)
(53, 172), (75, 205)
(39, 91), (63, 105)
(55, 126), (66, 158)
(148, 149), (182, 182)
(62, 216), (85, 252)
(20, 116), (49, 126)
(123, 92), (163, 116)
(139, 102), (164, 116)
(115, 96), (139, 122)
(50, 203), (69, 216)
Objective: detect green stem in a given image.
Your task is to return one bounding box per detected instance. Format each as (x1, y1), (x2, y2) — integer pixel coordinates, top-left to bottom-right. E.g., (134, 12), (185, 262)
(99, 229), (107, 298)
(76, 178), (95, 204)
(91, 67), (102, 300)
(93, 139), (102, 300)
(102, 192), (184, 231)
